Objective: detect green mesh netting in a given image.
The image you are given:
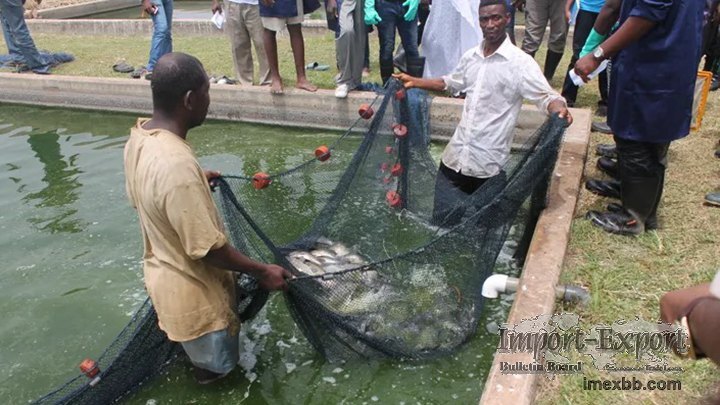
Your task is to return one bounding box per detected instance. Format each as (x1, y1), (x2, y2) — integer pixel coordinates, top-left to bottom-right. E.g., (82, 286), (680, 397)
(35, 79), (567, 403)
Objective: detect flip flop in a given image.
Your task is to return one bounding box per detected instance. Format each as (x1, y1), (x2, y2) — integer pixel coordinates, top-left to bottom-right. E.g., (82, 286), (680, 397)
(113, 60), (135, 73)
(130, 66), (147, 79)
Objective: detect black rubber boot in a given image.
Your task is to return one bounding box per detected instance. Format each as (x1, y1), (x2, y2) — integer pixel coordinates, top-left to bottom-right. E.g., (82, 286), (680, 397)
(595, 143), (617, 159)
(543, 51), (564, 81)
(586, 209), (642, 235)
(597, 157), (618, 179)
(606, 202), (657, 230)
(585, 179), (620, 199)
(380, 61), (394, 85)
(406, 56), (426, 78)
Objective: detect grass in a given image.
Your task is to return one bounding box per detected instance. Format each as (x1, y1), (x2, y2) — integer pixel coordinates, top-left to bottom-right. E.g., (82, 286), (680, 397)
(2, 32), (380, 90)
(3, 29), (720, 404)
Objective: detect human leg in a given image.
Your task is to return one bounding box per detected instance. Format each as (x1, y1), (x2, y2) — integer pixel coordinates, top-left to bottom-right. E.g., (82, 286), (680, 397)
(396, 9), (421, 77)
(560, 10), (595, 105)
(0, 12), (22, 65)
(587, 136), (669, 235)
(287, 23), (317, 92)
(146, 0), (173, 72)
(431, 162), (488, 226)
(521, 0), (549, 57)
(0, 0), (48, 71)
(336, 0), (365, 91)
(544, 0), (568, 80)
(245, 5), (270, 85)
(376, 0), (399, 84)
(226, 2), (254, 85)
(262, 28), (283, 93)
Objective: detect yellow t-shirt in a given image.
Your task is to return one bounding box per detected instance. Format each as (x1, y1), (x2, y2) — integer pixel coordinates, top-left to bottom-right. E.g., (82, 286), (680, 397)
(123, 118), (239, 342)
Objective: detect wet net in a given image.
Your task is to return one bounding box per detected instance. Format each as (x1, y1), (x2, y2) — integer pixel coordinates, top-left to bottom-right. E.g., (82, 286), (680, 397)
(35, 79), (567, 403)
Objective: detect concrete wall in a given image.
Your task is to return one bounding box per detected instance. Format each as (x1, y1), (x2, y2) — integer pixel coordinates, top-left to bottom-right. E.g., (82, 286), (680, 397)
(27, 18), (328, 37)
(37, 0), (138, 19)
(0, 73), (546, 140)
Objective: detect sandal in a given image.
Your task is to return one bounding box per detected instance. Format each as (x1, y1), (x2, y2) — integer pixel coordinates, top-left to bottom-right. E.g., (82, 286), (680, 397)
(305, 62), (330, 71)
(113, 60), (135, 73)
(130, 66), (147, 79)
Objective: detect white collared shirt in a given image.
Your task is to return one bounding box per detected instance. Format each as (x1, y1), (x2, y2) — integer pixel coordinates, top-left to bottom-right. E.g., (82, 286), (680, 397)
(441, 37), (565, 178)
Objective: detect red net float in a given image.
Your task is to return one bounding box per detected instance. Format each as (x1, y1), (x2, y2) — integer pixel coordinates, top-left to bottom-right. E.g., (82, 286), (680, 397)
(390, 163), (403, 177)
(392, 124), (408, 138)
(386, 191), (402, 208)
(252, 172), (271, 190)
(385, 146), (394, 154)
(395, 89), (406, 101)
(315, 145), (331, 162)
(79, 358), (100, 378)
(358, 104), (374, 119)
(380, 162), (389, 172)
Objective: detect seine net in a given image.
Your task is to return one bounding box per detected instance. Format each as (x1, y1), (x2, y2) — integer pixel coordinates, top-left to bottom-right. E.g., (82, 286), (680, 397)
(35, 79), (567, 403)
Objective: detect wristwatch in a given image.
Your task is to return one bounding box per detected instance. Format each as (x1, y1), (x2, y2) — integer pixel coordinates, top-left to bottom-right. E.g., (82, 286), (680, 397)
(592, 46), (606, 61)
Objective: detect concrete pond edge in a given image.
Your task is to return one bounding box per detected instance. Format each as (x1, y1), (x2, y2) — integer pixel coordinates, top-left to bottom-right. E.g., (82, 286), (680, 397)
(0, 72), (590, 405)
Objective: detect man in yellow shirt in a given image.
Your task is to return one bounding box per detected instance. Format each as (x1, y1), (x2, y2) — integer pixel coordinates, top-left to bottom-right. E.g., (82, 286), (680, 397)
(123, 52), (290, 384)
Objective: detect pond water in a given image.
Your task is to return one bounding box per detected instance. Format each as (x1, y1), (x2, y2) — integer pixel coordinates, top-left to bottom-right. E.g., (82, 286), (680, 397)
(0, 104), (518, 404)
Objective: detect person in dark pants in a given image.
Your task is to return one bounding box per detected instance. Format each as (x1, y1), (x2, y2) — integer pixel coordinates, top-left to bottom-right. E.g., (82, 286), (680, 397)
(560, 0), (608, 111)
(576, 0), (703, 236)
(365, 0), (421, 83)
(395, 0), (572, 226)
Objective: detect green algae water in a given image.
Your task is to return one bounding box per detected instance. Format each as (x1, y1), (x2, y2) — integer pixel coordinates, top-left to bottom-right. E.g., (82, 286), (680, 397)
(0, 104), (518, 404)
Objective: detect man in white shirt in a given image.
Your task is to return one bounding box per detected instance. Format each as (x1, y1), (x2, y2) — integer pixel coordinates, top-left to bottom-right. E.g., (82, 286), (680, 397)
(394, 0), (572, 225)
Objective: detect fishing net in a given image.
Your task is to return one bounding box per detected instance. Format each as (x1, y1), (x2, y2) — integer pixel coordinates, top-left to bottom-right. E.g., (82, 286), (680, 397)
(215, 79), (567, 360)
(35, 79), (567, 403)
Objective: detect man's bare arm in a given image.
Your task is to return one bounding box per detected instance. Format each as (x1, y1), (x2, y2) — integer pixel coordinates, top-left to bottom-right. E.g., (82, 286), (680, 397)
(203, 244), (291, 291)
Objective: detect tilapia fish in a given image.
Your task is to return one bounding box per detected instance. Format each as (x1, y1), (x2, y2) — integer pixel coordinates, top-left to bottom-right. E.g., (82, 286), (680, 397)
(287, 239), (370, 275)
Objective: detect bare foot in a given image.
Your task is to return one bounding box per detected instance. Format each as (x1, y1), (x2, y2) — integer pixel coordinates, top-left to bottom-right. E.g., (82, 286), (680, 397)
(362, 68), (370, 78)
(270, 78), (284, 94)
(295, 78), (317, 92)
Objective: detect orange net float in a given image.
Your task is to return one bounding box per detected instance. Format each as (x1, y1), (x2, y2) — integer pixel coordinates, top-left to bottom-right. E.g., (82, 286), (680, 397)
(315, 145), (331, 162)
(358, 104), (374, 119)
(386, 190), (402, 208)
(252, 172), (271, 190)
(79, 358), (101, 386)
(395, 89), (406, 101)
(392, 124), (408, 138)
(390, 163), (403, 177)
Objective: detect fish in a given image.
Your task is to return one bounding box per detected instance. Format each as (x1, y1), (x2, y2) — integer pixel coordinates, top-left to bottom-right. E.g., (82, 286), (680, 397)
(342, 254), (366, 265)
(288, 251), (323, 266)
(310, 249), (336, 259)
(287, 255), (325, 276)
(315, 236), (334, 247)
(329, 243), (351, 257)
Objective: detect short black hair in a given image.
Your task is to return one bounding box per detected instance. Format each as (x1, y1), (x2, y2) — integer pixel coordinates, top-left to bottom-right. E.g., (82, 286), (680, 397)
(479, 0), (509, 12)
(150, 53), (207, 113)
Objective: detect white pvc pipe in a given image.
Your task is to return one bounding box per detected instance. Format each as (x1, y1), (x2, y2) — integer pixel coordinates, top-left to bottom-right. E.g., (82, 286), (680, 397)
(481, 274), (517, 298)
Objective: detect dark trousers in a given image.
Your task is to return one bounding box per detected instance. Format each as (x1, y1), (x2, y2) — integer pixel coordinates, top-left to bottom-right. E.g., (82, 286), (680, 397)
(561, 9), (608, 106)
(702, 19), (720, 73)
(432, 162), (490, 226)
(376, 0), (419, 82)
(615, 136), (669, 226)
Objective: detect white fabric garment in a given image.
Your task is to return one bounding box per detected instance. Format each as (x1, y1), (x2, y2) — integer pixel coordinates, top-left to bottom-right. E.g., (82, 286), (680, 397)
(421, 0), (482, 78)
(440, 37), (565, 179)
(228, 0), (259, 5)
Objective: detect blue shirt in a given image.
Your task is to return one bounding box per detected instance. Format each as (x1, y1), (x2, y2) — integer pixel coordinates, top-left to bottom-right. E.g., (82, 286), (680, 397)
(607, 0), (704, 143)
(579, 0), (605, 14)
